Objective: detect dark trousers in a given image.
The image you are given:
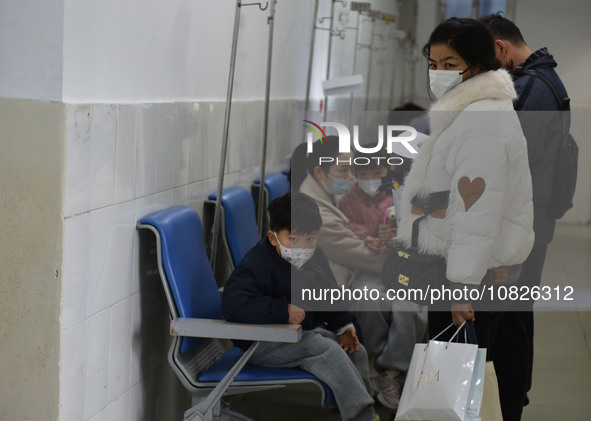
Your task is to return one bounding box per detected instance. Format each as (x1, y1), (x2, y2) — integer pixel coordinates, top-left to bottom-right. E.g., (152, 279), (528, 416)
(490, 245), (548, 421)
(428, 245), (548, 421)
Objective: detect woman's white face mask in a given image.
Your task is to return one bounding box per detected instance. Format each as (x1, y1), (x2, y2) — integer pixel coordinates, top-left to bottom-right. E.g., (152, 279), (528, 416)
(429, 69), (463, 100)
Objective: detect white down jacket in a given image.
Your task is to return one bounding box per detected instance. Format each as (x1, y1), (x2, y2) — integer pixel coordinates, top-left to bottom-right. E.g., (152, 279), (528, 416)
(396, 69), (535, 285)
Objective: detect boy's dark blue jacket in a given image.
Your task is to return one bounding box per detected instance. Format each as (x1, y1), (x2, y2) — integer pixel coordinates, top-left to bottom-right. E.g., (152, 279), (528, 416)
(222, 237), (356, 348)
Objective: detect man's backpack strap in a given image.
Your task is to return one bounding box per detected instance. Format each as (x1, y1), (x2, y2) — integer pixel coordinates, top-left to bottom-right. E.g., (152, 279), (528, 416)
(522, 69), (570, 111)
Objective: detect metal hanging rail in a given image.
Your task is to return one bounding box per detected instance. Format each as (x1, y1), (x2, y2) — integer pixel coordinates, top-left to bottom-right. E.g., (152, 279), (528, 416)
(363, 13), (387, 111)
(388, 28), (407, 109)
(304, 0), (321, 117)
(210, 0), (269, 269)
(377, 59), (396, 110)
(257, 0), (276, 235)
(373, 18), (397, 110)
(347, 3), (373, 123)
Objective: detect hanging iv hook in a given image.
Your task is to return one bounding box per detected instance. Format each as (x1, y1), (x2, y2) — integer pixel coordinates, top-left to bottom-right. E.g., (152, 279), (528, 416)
(239, 1), (269, 11)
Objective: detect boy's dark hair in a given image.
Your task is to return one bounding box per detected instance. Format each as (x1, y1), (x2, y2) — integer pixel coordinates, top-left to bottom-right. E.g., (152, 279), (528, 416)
(268, 192), (322, 234)
(479, 13), (526, 46)
(422, 17), (500, 72)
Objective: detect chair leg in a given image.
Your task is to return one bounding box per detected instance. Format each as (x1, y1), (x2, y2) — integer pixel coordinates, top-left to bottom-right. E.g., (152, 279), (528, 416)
(220, 399), (255, 421)
(184, 398), (254, 421)
(184, 342), (260, 421)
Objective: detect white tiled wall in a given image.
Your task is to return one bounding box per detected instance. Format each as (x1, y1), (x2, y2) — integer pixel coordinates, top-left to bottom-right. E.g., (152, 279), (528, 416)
(60, 100), (301, 420)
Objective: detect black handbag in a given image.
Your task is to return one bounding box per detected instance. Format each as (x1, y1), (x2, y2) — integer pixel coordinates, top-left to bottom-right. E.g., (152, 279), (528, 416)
(381, 191), (449, 305)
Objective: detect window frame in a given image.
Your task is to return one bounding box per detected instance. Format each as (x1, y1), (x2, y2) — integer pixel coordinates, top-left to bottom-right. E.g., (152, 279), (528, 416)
(437, 0), (516, 22)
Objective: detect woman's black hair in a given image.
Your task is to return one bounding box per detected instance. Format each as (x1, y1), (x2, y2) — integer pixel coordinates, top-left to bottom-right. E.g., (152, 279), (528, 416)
(290, 136), (341, 192)
(422, 17), (500, 72)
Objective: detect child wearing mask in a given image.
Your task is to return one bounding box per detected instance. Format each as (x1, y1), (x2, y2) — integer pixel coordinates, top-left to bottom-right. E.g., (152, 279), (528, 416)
(222, 192), (380, 421)
(338, 150), (398, 251)
(339, 150), (426, 411)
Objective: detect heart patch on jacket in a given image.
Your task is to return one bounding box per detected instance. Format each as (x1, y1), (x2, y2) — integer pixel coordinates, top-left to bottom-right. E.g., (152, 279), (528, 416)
(458, 176), (485, 211)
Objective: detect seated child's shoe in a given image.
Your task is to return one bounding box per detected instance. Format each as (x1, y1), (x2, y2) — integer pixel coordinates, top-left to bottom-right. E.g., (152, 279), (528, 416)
(370, 373), (402, 411)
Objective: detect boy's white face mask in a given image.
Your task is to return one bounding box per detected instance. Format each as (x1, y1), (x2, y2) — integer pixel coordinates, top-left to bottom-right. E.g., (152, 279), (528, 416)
(274, 233), (315, 269)
(357, 178), (382, 196)
(429, 69), (463, 100)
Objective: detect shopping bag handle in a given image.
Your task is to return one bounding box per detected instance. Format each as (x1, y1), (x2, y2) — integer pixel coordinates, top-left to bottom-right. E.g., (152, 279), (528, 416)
(432, 321), (478, 345)
(432, 322), (466, 342)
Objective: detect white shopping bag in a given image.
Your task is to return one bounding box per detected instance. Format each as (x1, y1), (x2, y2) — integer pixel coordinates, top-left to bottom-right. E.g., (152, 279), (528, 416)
(395, 325), (478, 421)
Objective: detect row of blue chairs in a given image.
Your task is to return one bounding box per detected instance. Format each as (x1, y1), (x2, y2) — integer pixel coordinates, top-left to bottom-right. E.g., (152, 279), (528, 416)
(137, 172), (336, 420)
(203, 173), (290, 286)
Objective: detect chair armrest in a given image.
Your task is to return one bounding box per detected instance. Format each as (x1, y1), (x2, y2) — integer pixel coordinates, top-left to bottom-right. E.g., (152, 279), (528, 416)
(170, 318), (302, 343)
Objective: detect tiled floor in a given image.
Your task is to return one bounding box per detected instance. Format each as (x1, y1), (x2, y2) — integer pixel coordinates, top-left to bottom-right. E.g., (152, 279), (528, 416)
(229, 223), (591, 420)
(522, 223), (591, 421)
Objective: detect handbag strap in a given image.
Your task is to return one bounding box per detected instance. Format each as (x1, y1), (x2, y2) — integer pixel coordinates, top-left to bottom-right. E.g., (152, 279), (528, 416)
(465, 320), (478, 345)
(411, 214), (427, 249)
(410, 190), (451, 249)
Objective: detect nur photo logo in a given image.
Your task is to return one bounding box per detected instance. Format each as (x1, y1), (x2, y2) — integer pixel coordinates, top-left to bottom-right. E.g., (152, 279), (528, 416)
(302, 120), (419, 167)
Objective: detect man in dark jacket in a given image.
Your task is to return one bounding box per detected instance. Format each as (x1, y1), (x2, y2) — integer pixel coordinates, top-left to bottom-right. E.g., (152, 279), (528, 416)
(480, 14), (570, 421)
(222, 192), (379, 421)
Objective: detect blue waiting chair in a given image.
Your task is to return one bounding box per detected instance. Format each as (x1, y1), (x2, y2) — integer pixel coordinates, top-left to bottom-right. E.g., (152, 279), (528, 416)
(137, 206), (333, 421)
(251, 172), (291, 234)
(203, 187), (261, 285)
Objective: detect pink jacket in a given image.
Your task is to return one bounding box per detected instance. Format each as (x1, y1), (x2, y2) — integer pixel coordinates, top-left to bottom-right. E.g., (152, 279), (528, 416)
(339, 183), (397, 240)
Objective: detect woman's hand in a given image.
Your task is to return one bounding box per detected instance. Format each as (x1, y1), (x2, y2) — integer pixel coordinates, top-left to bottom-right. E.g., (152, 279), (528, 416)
(451, 302), (475, 326)
(338, 325), (361, 354)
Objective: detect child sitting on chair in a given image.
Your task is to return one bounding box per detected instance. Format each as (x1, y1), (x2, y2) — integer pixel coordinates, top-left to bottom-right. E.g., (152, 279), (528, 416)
(339, 150), (426, 412)
(222, 192), (379, 421)
(338, 149), (398, 251)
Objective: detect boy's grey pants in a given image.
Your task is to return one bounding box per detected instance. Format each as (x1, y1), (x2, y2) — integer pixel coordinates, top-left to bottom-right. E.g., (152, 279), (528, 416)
(249, 328), (376, 421)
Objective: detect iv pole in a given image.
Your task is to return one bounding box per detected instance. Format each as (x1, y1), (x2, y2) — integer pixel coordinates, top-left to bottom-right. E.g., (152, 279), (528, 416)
(257, 0), (276, 235)
(210, 0), (269, 269)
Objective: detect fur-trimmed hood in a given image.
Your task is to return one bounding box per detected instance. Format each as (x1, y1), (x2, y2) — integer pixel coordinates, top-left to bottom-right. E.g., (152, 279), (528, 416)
(429, 69), (517, 135)
(405, 69), (517, 198)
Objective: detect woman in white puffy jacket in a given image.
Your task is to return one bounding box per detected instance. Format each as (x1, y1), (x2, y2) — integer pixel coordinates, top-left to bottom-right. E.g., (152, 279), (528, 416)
(395, 17), (534, 417)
